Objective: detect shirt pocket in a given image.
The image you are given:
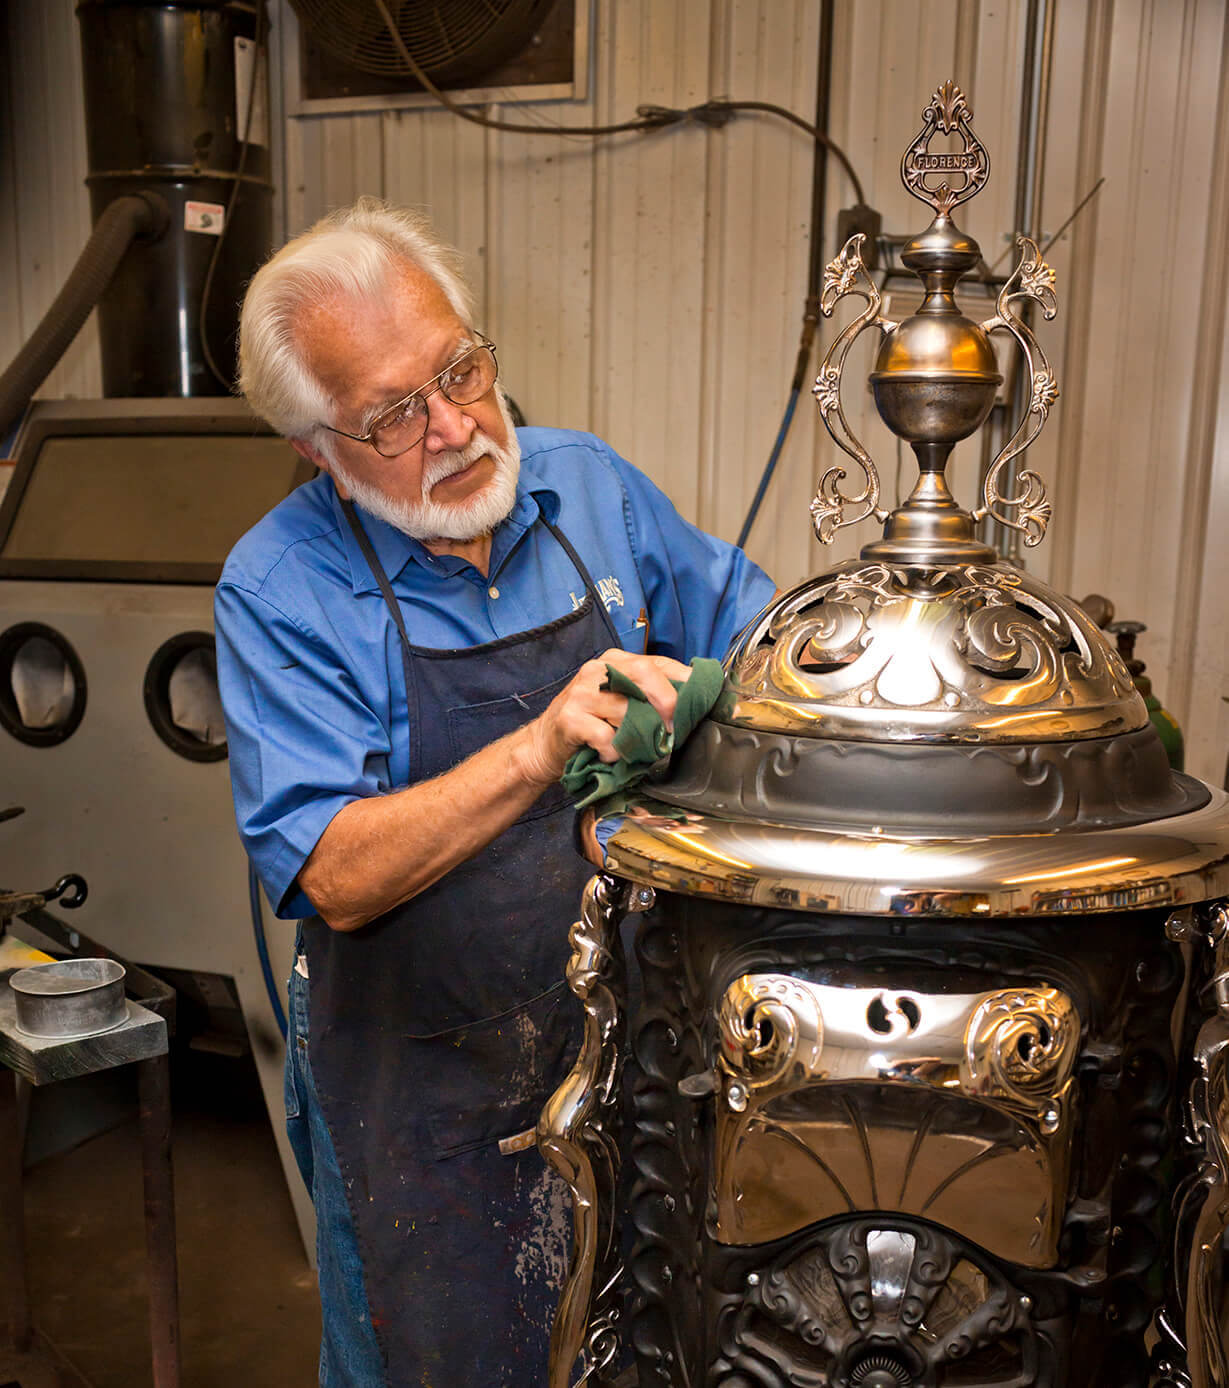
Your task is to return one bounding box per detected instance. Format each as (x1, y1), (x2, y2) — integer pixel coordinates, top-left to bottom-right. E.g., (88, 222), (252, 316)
(611, 609), (649, 653)
(405, 980), (578, 1161)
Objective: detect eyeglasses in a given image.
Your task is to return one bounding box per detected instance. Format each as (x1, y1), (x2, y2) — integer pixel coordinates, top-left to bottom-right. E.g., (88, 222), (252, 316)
(323, 336), (499, 458)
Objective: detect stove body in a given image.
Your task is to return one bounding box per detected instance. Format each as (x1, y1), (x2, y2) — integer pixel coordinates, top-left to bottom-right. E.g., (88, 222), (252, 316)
(539, 84), (1229, 1388)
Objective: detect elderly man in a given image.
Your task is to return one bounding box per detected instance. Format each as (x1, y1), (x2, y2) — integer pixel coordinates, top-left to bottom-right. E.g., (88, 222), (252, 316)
(215, 197), (774, 1386)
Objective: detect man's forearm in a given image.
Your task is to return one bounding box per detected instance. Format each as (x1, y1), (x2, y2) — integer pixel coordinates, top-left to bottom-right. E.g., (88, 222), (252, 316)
(299, 722), (553, 932)
(297, 648), (690, 932)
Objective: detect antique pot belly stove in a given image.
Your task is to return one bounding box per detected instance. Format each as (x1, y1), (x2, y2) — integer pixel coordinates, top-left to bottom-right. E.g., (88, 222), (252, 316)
(539, 84), (1229, 1388)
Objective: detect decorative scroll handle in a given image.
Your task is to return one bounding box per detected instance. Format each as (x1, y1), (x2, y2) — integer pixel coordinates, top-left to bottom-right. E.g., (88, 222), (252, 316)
(538, 874), (645, 1388)
(811, 233), (895, 543)
(973, 237), (1060, 545)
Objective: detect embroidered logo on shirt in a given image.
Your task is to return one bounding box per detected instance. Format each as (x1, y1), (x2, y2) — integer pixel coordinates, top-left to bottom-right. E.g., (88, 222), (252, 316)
(570, 576), (625, 611)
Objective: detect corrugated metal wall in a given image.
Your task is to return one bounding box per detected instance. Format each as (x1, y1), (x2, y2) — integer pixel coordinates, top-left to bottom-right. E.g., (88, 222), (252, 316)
(4, 0), (1227, 781)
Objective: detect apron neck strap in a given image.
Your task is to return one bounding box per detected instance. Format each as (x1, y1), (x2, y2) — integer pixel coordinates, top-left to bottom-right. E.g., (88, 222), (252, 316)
(539, 515), (621, 649)
(340, 497), (421, 780)
(338, 494), (626, 781)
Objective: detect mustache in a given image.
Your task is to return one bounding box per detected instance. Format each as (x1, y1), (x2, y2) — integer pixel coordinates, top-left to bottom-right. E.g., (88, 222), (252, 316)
(423, 431), (507, 487)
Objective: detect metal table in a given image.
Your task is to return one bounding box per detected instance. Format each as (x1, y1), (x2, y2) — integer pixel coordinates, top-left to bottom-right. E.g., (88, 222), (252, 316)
(0, 956), (179, 1388)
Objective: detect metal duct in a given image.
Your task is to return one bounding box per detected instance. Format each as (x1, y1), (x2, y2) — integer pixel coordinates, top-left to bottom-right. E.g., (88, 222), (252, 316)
(77, 0), (273, 396)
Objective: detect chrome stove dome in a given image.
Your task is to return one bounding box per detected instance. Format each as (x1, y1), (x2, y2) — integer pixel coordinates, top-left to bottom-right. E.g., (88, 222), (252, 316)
(542, 83), (1229, 1388)
(720, 560), (1143, 745)
(595, 82), (1229, 918)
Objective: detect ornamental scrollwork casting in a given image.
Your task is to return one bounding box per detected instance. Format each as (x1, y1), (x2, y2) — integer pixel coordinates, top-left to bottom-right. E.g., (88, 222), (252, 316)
(901, 81), (991, 217)
(974, 236), (1060, 546)
(716, 973), (825, 1102)
(711, 1218), (1049, 1387)
(961, 986), (1079, 1119)
(724, 560), (1140, 738)
(1169, 900), (1229, 1388)
(810, 233), (895, 543)
(538, 872), (631, 1388)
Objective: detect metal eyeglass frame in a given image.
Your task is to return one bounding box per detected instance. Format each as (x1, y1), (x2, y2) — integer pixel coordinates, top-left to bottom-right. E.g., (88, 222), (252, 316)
(321, 334), (499, 458)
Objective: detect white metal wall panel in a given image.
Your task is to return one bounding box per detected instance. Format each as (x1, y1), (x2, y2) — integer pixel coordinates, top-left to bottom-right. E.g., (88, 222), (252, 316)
(588, 0), (715, 517)
(1185, 285), (1229, 786)
(5, 0), (1228, 774)
(700, 0), (821, 586)
(1054, 0), (1227, 780)
(382, 107), (490, 317)
(4, 0), (100, 403)
(1173, 3), (1229, 781)
(284, 112), (387, 234)
(478, 95), (596, 435)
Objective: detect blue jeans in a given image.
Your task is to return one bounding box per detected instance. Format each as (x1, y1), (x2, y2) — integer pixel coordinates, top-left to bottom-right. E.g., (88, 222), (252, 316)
(285, 962), (386, 1386)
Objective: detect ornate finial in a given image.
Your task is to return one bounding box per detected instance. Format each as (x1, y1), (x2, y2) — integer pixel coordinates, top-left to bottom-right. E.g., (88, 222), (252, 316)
(901, 82), (990, 217)
(810, 80), (1059, 565)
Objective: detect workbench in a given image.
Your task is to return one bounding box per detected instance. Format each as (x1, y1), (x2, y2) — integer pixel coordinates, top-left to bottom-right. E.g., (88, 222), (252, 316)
(0, 927), (179, 1388)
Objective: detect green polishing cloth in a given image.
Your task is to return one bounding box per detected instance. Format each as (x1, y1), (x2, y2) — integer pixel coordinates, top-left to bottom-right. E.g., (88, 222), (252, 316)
(560, 656), (725, 810)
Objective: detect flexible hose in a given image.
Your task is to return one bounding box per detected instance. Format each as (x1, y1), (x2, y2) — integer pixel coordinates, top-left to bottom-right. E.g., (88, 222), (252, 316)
(736, 0), (835, 549)
(249, 860), (288, 1041)
(736, 387), (802, 551)
(0, 192), (168, 441)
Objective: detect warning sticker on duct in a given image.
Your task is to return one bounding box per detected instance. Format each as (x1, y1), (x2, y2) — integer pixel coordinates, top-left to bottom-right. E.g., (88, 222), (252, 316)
(185, 201), (225, 236)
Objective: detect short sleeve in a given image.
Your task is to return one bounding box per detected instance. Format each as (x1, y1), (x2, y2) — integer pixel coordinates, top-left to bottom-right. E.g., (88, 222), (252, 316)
(214, 581), (394, 919)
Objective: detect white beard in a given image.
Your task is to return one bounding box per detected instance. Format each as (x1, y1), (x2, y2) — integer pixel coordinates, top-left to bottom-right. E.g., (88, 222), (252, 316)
(332, 391), (521, 543)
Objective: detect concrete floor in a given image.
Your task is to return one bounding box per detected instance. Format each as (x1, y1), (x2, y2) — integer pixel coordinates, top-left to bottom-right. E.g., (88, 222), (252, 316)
(19, 1047), (320, 1388)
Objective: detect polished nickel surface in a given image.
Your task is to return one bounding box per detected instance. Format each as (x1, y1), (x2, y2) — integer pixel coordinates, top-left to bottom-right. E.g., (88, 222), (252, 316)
(713, 1216), (1045, 1385)
(1174, 900), (1229, 1388)
(811, 81), (1059, 565)
(711, 973), (1078, 1264)
(545, 77), (1229, 1388)
(538, 873), (633, 1388)
(597, 786), (1229, 917)
(720, 559), (1144, 743)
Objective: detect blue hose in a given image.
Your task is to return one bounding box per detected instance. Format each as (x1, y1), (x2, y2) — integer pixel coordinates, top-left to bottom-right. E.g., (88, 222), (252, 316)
(737, 385), (802, 549)
(249, 861), (288, 1040)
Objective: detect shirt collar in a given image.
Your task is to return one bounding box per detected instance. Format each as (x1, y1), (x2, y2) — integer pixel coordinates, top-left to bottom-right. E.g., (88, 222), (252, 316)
(332, 454), (562, 595)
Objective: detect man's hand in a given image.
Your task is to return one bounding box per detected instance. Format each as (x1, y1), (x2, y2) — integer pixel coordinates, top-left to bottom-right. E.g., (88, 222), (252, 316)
(513, 649), (692, 787)
(302, 648), (691, 931)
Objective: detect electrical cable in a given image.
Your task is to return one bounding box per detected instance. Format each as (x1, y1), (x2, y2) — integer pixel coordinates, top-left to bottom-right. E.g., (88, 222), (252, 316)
(200, 0), (267, 391)
(985, 175), (1107, 275)
(736, 386), (802, 551)
(368, 0), (868, 549)
(368, 0), (865, 203)
(735, 0), (835, 548)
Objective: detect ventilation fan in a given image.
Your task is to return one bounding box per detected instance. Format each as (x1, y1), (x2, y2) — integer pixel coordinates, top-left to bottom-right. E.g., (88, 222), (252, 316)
(289, 0), (559, 89)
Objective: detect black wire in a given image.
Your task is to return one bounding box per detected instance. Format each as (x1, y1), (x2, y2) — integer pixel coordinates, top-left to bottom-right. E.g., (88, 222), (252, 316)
(200, 0), (267, 391)
(368, 0), (866, 204)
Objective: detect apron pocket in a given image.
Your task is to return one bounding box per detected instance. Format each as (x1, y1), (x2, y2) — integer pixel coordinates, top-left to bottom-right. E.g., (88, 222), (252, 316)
(410, 979), (579, 1161)
(448, 672), (576, 824)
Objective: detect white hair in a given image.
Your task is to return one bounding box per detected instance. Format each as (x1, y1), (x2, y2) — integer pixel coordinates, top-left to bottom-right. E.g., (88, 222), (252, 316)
(238, 198), (475, 445)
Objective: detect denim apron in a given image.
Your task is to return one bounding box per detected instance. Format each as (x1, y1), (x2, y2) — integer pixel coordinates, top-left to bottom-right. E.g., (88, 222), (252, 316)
(300, 499), (621, 1384)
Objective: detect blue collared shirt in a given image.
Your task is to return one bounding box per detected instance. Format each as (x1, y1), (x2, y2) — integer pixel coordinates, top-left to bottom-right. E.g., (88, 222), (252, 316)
(214, 427), (775, 919)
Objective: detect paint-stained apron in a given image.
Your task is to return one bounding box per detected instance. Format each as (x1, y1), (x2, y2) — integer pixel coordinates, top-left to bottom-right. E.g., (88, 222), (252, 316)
(301, 501), (621, 1385)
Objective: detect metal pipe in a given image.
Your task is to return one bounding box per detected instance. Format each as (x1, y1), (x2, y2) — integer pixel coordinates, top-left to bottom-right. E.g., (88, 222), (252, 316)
(0, 193), (167, 441)
(1012, 0), (1042, 243)
(1030, 0), (1058, 244)
(996, 0), (1055, 563)
(736, 0), (834, 547)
